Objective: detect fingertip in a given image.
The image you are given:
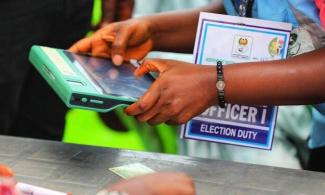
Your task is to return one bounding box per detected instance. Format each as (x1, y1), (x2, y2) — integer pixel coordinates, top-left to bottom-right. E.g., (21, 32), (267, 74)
(69, 37), (92, 54)
(124, 107), (131, 115)
(125, 103), (136, 115)
(124, 107), (130, 115)
(113, 55), (124, 65)
(68, 45), (77, 52)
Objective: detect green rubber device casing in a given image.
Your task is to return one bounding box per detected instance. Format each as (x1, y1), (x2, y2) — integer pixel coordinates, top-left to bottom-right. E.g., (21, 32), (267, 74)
(29, 45), (140, 112)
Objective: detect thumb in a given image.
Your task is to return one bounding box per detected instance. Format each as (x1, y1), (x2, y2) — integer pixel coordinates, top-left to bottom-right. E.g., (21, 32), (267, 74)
(134, 59), (170, 77)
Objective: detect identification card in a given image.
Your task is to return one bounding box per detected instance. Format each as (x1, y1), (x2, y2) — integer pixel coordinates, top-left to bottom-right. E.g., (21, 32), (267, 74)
(181, 13), (292, 150)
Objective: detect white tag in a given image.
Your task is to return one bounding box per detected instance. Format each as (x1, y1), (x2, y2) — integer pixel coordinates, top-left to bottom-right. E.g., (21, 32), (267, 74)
(16, 182), (69, 195)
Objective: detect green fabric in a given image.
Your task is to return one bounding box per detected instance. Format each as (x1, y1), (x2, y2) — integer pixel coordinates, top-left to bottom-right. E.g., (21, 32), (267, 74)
(63, 109), (146, 150)
(63, 109), (177, 153)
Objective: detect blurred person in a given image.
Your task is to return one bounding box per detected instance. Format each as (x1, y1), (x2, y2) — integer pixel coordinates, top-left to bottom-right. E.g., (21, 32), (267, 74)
(70, 0), (325, 171)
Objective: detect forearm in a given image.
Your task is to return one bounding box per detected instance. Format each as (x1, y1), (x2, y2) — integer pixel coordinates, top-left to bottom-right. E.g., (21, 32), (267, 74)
(141, 1), (224, 53)
(221, 48), (325, 105)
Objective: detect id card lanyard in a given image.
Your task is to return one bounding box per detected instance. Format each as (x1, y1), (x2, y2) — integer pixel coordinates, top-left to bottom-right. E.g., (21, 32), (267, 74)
(232, 0), (254, 17)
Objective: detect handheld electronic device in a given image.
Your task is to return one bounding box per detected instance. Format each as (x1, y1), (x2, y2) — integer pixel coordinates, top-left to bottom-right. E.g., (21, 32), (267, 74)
(29, 45), (154, 112)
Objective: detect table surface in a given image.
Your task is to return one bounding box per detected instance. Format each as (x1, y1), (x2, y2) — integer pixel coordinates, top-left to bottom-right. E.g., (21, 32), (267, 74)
(1, 135), (325, 195)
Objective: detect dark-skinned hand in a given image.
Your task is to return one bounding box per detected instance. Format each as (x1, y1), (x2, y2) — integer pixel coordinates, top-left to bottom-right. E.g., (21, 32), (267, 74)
(69, 18), (153, 65)
(125, 59), (217, 125)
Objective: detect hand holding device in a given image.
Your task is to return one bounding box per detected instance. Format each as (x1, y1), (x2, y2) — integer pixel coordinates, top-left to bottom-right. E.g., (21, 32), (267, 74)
(125, 59), (217, 125)
(70, 18), (154, 65)
(29, 46), (154, 112)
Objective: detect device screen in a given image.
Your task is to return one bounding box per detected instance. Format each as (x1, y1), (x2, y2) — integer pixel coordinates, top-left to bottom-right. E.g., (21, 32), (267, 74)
(63, 51), (154, 100)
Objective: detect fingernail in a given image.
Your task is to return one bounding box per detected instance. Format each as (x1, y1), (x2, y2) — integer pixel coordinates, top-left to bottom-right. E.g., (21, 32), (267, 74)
(113, 55), (123, 66)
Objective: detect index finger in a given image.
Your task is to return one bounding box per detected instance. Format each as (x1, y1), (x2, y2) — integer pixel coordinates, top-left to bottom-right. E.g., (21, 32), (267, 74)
(69, 37), (92, 53)
(134, 59), (170, 77)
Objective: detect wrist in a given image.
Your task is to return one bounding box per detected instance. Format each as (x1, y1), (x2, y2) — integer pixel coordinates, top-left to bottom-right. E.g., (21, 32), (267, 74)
(201, 66), (219, 107)
(143, 17), (159, 51)
(132, 16), (159, 51)
(139, 15), (168, 51)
